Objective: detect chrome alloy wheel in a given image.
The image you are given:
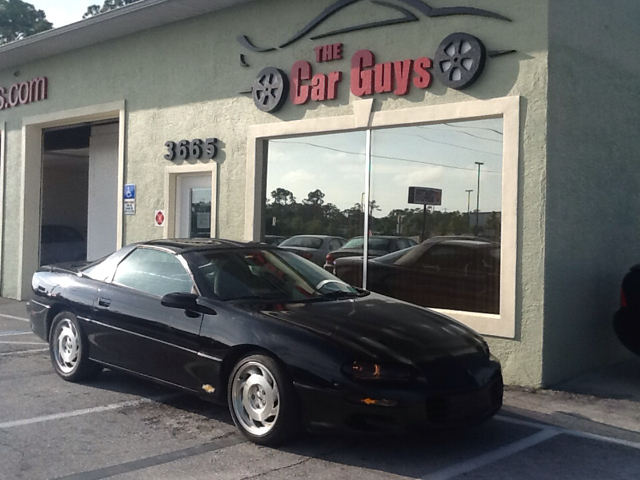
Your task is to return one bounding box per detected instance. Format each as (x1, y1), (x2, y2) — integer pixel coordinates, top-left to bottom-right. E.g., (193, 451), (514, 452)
(53, 318), (79, 374)
(231, 361), (281, 436)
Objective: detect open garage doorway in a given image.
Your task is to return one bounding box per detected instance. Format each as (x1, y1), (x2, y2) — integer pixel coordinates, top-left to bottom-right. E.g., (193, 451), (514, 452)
(40, 122), (119, 266)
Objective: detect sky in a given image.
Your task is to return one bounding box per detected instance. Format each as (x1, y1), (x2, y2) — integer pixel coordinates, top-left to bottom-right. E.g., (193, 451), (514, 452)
(29, 1), (100, 28)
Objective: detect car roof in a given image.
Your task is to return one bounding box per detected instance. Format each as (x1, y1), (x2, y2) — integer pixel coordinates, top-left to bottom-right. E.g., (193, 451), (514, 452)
(142, 238), (270, 254)
(285, 235), (341, 239)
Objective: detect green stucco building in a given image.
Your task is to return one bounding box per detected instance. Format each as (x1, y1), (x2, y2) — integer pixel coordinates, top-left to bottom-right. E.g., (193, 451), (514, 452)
(0, 0), (637, 387)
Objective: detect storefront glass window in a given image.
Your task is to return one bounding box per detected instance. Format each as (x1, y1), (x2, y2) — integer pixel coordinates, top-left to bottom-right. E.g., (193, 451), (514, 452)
(264, 118), (503, 314)
(368, 119), (503, 314)
(265, 131), (366, 267)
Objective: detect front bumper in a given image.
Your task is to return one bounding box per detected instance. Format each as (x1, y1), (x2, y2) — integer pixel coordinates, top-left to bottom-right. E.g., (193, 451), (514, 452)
(25, 299), (49, 342)
(294, 372), (503, 434)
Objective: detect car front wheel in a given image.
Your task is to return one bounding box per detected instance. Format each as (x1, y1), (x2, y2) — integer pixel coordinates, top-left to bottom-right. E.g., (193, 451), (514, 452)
(49, 311), (102, 382)
(228, 354), (301, 446)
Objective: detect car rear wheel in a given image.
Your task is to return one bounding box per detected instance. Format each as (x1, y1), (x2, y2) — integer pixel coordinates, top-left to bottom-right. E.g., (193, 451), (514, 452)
(228, 354), (301, 446)
(49, 312), (102, 382)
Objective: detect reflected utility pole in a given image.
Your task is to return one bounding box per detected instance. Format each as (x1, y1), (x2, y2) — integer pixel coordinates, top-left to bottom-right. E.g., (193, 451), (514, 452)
(465, 189), (473, 216)
(475, 162), (484, 235)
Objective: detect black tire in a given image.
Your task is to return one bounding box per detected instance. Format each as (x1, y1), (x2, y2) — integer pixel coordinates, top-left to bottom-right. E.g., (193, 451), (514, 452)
(227, 354), (301, 446)
(49, 311), (102, 382)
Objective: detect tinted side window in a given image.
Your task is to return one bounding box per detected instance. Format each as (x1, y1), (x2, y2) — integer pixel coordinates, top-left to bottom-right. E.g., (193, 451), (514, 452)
(396, 239), (410, 250)
(329, 239), (343, 250)
(113, 248), (193, 297)
(417, 245), (467, 271)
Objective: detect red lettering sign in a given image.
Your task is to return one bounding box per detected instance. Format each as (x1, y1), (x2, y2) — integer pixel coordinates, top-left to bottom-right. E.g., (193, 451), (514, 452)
(0, 77), (48, 110)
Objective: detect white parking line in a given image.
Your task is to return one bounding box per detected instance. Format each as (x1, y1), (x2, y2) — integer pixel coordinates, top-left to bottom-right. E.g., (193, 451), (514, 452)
(421, 429), (560, 480)
(0, 395), (176, 429)
(0, 331), (31, 337)
(0, 313), (29, 322)
(496, 414), (640, 450)
(0, 341), (45, 345)
(0, 348), (48, 357)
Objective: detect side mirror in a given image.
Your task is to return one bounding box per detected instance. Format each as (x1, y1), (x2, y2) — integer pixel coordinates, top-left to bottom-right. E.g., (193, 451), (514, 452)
(161, 292), (217, 315)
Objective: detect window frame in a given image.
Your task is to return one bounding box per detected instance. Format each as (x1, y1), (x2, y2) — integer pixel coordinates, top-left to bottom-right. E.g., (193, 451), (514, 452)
(246, 97), (520, 338)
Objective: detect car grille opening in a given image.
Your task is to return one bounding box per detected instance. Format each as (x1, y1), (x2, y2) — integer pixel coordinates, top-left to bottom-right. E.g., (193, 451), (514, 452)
(425, 376), (503, 427)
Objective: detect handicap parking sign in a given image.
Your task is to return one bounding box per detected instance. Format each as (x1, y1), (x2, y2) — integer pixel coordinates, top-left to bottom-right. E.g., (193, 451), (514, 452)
(124, 184), (136, 200)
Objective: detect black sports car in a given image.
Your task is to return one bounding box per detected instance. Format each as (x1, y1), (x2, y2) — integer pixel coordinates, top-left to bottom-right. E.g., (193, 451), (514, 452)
(27, 239), (503, 446)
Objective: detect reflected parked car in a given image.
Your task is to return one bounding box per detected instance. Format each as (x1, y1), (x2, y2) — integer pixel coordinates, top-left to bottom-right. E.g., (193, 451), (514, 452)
(40, 225), (87, 266)
(27, 239), (502, 446)
(264, 235), (287, 246)
(334, 237), (500, 315)
(324, 236), (417, 272)
(613, 265), (640, 357)
(278, 234), (346, 266)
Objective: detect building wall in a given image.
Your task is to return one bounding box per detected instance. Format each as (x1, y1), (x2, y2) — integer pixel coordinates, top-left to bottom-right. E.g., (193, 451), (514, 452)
(543, 0), (640, 385)
(0, 0), (550, 385)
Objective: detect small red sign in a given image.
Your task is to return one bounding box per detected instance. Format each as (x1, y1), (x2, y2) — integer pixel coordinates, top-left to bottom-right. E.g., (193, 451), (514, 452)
(155, 210), (165, 227)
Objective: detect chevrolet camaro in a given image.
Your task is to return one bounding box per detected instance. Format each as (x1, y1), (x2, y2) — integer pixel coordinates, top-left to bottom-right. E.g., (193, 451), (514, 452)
(27, 239), (503, 446)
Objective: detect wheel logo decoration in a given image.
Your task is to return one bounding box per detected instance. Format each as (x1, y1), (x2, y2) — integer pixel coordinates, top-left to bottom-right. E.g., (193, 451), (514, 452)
(252, 67), (289, 113)
(434, 33), (487, 90)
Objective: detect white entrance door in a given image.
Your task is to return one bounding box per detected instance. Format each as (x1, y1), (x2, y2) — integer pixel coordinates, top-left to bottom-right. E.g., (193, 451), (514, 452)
(176, 174), (212, 238)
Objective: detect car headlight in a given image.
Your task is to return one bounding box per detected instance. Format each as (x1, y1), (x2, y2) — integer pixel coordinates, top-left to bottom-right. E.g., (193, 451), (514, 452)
(342, 361), (414, 382)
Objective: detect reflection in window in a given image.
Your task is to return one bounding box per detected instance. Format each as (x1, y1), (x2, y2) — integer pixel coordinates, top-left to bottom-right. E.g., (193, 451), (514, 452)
(368, 119), (503, 314)
(113, 248), (193, 297)
(190, 187), (211, 238)
(265, 131), (366, 240)
(264, 118), (503, 315)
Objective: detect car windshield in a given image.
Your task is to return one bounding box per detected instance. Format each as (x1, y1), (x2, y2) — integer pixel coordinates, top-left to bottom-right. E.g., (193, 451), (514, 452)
(342, 237), (391, 251)
(188, 249), (362, 302)
(280, 237), (323, 249)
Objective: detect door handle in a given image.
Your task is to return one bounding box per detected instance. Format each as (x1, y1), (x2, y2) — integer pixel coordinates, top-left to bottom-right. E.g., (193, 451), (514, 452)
(97, 297), (111, 308)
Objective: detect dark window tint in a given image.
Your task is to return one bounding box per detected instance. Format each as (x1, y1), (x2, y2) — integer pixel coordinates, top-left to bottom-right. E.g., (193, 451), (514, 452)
(280, 236), (323, 249)
(189, 249), (357, 301)
(396, 238), (411, 250)
(328, 238), (343, 250)
(113, 248), (193, 297)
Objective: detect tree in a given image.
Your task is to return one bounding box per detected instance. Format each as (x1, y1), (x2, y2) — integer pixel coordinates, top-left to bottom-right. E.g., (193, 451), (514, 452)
(270, 188), (296, 206)
(0, 0), (52, 45)
(302, 189), (325, 206)
(83, 0), (141, 19)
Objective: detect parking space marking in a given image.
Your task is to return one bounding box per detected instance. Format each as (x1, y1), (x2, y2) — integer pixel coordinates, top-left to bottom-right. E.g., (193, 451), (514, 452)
(421, 428), (560, 480)
(0, 395), (177, 429)
(0, 341), (45, 345)
(53, 434), (244, 480)
(496, 414), (640, 451)
(0, 313), (29, 322)
(0, 347), (48, 356)
(0, 331), (31, 336)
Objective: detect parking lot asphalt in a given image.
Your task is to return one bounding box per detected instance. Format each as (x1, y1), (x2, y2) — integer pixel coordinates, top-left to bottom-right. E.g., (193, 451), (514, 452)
(2, 297), (640, 480)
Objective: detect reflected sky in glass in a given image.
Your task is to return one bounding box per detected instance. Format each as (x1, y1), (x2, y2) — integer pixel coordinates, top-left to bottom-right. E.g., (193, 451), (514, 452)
(266, 118), (502, 216)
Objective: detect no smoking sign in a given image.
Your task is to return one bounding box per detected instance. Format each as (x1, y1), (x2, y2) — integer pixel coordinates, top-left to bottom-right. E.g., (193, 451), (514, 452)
(154, 210), (166, 227)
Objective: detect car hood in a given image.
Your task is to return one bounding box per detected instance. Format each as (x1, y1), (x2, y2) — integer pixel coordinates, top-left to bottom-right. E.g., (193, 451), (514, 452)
(251, 294), (488, 366)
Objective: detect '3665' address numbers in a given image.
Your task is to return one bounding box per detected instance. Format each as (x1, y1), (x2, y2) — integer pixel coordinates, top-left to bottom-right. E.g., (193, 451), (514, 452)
(164, 138), (218, 161)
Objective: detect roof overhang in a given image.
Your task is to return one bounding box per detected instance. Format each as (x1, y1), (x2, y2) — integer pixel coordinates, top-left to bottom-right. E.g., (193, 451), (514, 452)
(0, 0), (255, 72)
